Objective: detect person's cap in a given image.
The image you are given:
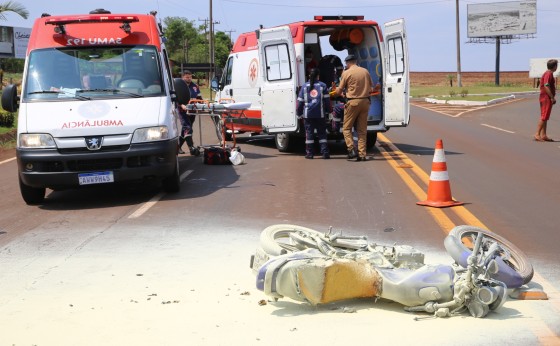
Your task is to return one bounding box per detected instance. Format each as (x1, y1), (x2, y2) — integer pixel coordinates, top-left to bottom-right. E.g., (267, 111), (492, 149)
(344, 54), (357, 62)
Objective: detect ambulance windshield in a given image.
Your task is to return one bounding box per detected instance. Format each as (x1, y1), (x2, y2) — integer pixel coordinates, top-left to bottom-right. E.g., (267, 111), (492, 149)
(23, 46), (164, 101)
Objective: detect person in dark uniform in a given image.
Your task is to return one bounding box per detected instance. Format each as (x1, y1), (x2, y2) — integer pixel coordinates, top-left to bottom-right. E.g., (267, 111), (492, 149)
(318, 54), (344, 88)
(332, 54), (374, 161)
(296, 68), (331, 159)
(178, 70), (202, 154)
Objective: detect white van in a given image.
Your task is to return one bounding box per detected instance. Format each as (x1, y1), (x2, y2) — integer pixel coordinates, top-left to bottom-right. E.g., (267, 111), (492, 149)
(1, 9), (189, 204)
(212, 15), (410, 152)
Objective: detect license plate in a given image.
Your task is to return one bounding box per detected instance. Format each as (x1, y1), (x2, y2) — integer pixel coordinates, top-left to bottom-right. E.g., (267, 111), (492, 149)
(251, 247), (270, 274)
(78, 171), (114, 185)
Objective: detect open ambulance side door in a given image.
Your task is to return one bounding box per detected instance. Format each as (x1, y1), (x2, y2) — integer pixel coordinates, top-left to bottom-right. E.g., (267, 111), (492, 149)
(257, 26), (298, 133)
(383, 19), (410, 127)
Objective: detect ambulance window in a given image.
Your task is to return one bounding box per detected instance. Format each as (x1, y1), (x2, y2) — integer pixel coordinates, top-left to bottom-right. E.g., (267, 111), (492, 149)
(162, 49), (173, 92)
(264, 43), (292, 81)
(223, 57), (233, 86)
(387, 37), (404, 74)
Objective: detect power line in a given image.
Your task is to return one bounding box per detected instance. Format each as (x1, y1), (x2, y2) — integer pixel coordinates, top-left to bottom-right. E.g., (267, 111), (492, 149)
(221, 0), (451, 8)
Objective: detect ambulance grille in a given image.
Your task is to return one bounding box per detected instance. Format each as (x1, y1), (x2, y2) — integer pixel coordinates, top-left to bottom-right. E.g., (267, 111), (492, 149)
(67, 158), (123, 171)
(58, 145), (130, 154)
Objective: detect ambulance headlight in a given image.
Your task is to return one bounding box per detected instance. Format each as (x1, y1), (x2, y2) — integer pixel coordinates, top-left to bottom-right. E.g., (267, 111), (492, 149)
(132, 126), (169, 143)
(19, 134), (56, 148)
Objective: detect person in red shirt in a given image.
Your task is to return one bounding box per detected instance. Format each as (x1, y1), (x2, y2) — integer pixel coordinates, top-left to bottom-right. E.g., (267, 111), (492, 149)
(535, 59), (557, 142)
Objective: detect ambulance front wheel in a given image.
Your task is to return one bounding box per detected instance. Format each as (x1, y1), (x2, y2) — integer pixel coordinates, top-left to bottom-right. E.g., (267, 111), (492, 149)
(19, 176), (45, 205)
(275, 133), (298, 153)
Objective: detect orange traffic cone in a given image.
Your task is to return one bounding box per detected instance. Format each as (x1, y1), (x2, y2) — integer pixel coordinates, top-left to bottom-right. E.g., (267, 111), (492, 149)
(417, 139), (463, 208)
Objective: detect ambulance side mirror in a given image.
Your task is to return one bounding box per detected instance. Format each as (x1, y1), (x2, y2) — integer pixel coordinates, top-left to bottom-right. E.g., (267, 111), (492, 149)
(1, 84), (19, 112)
(210, 77), (220, 91)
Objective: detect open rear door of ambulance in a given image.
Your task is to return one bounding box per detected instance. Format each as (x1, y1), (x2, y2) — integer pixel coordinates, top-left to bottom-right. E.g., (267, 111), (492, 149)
(383, 19), (410, 127)
(257, 26), (298, 133)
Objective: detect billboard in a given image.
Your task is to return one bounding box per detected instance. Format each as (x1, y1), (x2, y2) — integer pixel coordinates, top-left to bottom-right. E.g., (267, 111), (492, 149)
(529, 58), (560, 78)
(0, 25), (30, 59)
(467, 1), (537, 38)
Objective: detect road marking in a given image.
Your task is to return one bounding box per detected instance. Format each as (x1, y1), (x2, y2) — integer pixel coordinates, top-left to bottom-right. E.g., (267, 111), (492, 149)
(128, 169), (193, 219)
(0, 157), (16, 165)
(411, 98), (521, 118)
(378, 133), (560, 340)
(481, 123), (515, 133)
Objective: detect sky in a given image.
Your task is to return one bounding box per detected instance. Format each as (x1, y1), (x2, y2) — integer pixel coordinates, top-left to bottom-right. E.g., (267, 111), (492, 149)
(3, 0), (559, 72)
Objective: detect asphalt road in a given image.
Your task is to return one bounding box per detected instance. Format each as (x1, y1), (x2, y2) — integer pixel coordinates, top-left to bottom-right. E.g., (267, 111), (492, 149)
(0, 95), (558, 345)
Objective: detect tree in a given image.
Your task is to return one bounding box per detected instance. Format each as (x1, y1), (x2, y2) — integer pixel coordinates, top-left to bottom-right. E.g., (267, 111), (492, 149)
(161, 17), (232, 77)
(163, 17), (200, 62)
(0, 1), (29, 20)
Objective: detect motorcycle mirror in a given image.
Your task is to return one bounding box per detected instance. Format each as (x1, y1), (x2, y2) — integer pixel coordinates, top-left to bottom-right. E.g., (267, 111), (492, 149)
(487, 259), (499, 275)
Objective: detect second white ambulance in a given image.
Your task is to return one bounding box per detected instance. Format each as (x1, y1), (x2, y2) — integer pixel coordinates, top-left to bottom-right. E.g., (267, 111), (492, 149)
(212, 15), (410, 152)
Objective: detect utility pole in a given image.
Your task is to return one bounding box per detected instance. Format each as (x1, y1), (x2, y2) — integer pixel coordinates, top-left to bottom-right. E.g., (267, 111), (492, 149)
(455, 0), (462, 87)
(224, 29), (236, 49)
(200, 7), (219, 99)
(495, 36), (501, 86)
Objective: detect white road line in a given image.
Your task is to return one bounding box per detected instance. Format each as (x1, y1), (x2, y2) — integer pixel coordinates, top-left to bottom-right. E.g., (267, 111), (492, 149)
(128, 169), (193, 219)
(0, 157), (16, 165)
(179, 170), (193, 181)
(481, 123), (515, 133)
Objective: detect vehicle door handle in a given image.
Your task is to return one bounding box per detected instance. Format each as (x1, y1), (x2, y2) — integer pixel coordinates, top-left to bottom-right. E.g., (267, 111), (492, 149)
(229, 89), (233, 96)
(388, 87), (392, 93)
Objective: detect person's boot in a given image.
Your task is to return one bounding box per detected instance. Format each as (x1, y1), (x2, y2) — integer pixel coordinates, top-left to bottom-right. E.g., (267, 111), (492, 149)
(178, 137), (185, 154)
(305, 145), (314, 159)
(347, 148), (357, 159)
(321, 144), (330, 159)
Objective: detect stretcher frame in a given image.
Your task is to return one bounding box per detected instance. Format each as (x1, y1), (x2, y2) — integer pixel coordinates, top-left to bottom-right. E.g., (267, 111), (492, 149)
(185, 99), (251, 155)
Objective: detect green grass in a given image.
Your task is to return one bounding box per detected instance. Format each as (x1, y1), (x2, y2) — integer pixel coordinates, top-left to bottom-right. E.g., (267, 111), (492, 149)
(411, 84), (536, 99)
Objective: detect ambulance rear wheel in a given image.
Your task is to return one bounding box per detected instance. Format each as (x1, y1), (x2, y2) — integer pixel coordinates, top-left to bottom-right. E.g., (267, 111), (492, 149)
(366, 132), (377, 149)
(275, 133), (297, 152)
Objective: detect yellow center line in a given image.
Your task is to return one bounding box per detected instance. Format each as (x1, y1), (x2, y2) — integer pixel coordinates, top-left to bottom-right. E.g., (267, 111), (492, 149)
(378, 133), (485, 232)
(378, 133), (560, 341)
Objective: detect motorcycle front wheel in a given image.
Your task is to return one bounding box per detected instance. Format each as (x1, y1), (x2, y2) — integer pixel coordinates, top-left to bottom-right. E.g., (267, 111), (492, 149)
(259, 224), (325, 256)
(444, 225), (534, 287)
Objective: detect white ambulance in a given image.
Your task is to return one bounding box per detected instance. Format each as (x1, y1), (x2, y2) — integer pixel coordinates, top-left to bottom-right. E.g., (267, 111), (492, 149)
(212, 15), (410, 152)
(1, 9), (189, 204)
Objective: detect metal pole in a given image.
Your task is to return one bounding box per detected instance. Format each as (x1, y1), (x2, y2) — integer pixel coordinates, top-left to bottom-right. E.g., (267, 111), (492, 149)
(184, 38), (188, 64)
(209, 0), (214, 101)
(455, 0), (462, 87)
(495, 36), (500, 86)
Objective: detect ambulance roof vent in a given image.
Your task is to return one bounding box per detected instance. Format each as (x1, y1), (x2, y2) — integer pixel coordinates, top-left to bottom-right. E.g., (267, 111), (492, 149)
(90, 9), (111, 14)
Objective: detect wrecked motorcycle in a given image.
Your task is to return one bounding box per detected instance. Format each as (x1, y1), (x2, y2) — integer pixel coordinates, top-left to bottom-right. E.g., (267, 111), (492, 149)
(250, 224), (534, 318)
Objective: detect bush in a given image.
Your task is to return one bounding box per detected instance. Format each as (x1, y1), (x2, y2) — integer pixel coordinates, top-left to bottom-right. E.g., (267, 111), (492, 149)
(460, 89), (469, 97)
(449, 90), (456, 97)
(0, 110), (15, 127)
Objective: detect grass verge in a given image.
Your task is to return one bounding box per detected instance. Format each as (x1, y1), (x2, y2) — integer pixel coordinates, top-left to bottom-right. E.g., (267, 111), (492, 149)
(411, 83), (536, 99)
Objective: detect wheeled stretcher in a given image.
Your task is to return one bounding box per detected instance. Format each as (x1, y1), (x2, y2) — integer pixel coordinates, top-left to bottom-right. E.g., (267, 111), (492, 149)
(185, 99), (251, 164)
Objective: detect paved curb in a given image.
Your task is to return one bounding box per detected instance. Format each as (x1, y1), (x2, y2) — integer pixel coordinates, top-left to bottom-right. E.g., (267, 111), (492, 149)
(424, 95), (516, 106)
(421, 91), (539, 106)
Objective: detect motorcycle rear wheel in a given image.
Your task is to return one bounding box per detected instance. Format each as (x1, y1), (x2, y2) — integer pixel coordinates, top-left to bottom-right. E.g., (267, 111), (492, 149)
(445, 225), (534, 286)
